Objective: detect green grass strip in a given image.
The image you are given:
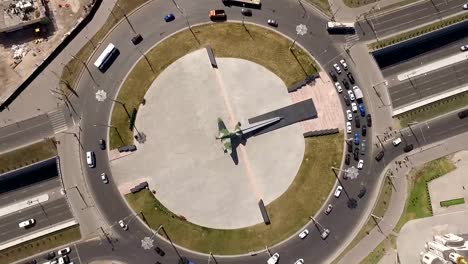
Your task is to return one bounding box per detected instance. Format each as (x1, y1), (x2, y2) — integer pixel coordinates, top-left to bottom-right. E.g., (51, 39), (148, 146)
(0, 139), (57, 174)
(440, 198), (465, 207)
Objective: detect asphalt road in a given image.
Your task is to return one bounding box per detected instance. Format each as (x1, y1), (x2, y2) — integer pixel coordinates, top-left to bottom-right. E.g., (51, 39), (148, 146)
(356, 0), (467, 40)
(0, 177), (60, 207)
(0, 198), (73, 243)
(389, 59), (468, 108)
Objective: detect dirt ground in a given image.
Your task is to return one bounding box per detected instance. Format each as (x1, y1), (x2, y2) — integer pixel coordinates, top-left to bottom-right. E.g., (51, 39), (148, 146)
(0, 0), (92, 100)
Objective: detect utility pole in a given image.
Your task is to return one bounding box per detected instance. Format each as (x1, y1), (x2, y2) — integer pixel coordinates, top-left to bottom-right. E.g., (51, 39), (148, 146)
(114, 3), (137, 34)
(135, 46), (154, 73)
(70, 54), (97, 86)
(407, 122), (421, 147)
(161, 226), (183, 260)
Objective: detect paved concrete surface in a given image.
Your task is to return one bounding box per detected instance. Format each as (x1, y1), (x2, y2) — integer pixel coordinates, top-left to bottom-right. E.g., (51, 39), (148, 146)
(111, 49), (305, 229)
(329, 0), (411, 22)
(289, 71), (344, 131)
(378, 249), (398, 264)
(0, 194), (49, 217)
(429, 150), (468, 215)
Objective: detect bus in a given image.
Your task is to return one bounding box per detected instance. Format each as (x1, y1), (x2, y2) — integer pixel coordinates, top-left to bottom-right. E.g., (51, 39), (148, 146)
(222, 0), (261, 8)
(94, 43), (119, 72)
(326, 21), (355, 34)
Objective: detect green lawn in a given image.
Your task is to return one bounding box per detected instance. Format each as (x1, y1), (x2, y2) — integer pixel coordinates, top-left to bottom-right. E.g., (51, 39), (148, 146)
(302, 0), (332, 16)
(331, 174), (393, 263)
(440, 198), (465, 208)
(0, 139), (57, 174)
(394, 157), (456, 232)
(0, 225), (81, 263)
(110, 23), (318, 149)
(343, 0), (378, 8)
(126, 133), (342, 254)
(396, 91), (468, 128)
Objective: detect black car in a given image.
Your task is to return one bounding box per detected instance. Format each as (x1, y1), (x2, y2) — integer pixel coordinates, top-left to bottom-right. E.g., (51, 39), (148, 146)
(366, 114), (372, 127)
(358, 187), (367, 198)
(404, 144), (414, 153)
(344, 95), (351, 106)
(375, 150), (384, 161)
(362, 125), (367, 137)
(347, 71), (355, 84)
(329, 71), (338, 82)
(347, 141), (353, 153)
(353, 148), (359, 161)
(355, 115), (361, 128)
(345, 154), (350, 165)
(131, 34), (143, 45)
(241, 8), (252, 16)
(342, 79), (350, 90)
(155, 247), (165, 256)
(46, 252), (55, 260)
(24, 260), (37, 264)
(99, 139), (106, 150)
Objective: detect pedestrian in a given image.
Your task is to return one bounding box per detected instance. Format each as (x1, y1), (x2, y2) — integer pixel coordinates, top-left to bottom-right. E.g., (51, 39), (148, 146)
(463, 186), (465, 190)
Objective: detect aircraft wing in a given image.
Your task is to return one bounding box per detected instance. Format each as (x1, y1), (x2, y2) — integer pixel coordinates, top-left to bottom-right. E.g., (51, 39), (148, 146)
(221, 138), (232, 154)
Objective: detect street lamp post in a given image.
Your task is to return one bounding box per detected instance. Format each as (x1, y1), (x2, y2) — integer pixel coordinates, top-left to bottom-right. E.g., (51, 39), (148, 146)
(290, 24), (307, 50)
(407, 122), (421, 147)
(70, 54), (97, 86)
(114, 3), (137, 34)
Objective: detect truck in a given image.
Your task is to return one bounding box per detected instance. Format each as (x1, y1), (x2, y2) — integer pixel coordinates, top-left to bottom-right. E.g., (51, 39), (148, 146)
(352, 86), (363, 101)
(209, 9), (226, 20)
(222, 0), (261, 7)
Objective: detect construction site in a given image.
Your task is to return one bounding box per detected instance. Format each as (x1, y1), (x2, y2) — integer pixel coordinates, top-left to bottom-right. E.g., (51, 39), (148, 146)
(0, 0), (93, 102)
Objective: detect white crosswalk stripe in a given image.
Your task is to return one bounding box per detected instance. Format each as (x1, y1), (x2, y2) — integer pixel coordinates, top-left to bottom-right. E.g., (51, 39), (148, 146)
(47, 109), (68, 134)
(344, 34), (360, 42)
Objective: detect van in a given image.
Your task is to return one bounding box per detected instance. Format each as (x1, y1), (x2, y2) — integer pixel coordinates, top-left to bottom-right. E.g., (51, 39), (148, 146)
(86, 151), (95, 168)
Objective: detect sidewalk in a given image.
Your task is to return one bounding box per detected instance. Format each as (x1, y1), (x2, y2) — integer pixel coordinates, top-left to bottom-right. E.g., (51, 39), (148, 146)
(0, 0), (116, 128)
(328, 0), (415, 21)
(337, 131), (468, 264)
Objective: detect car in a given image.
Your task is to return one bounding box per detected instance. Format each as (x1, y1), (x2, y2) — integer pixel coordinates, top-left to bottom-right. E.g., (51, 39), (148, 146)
(342, 79), (350, 90)
(99, 139), (106, 150)
(334, 82), (343, 93)
(325, 204), (333, 214)
(19, 218), (35, 228)
(353, 147), (359, 161)
(86, 151), (95, 168)
(361, 139), (366, 155)
(346, 121), (352, 134)
(346, 110), (352, 121)
(334, 186), (343, 198)
(58, 256), (69, 264)
(348, 90), (355, 101)
(347, 141), (353, 153)
(351, 102), (357, 112)
(354, 132), (360, 145)
(359, 103), (366, 117)
(294, 259), (305, 264)
(298, 229), (309, 239)
(459, 109), (468, 119)
(57, 247), (70, 256)
(267, 253), (280, 264)
(164, 13), (175, 22)
(101, 172), (109, 184)
(345, 153), (351, 165)
(333, 63), (341, 74)
(461, 45), (468, 51)
(347, 71), (355, 84)
(209, 9), (226, 20)
(50, 260), (58, 264)
(118, 220), (128, 230)
(24, 260), (37, 264)
(404, 144), (414, 153)
(367, 114), (372, 127)
(344, 95), (351, 106)
(357, 159), (364, 169)
(131, 34), (143, 45)
(362, 125), (367, 137)
(355, 115), (361, 128)
(375, 150), (384, 161)
(241, 8), (252, 16)
(329, 71), (338, 82)
(155, 247), (165, 256)
(358, 187), (367, 198)
(392, 137), (402, 146)
(46, 252), (56, 260)
(340, 59), (348, 70)
(267, 19), (278, 27)
(321, 228), (330, 240)
(464, 3), (468, 9)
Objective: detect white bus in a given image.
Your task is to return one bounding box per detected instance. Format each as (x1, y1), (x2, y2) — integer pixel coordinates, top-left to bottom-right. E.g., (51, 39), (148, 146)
(326, 22), (355, 34)
(94, 43), (119, 72)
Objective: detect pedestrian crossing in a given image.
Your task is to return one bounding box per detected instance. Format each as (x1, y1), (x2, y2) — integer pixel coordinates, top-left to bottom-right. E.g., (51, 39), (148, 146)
(47, 109), (68, 134)
(344, 34), (360, 43)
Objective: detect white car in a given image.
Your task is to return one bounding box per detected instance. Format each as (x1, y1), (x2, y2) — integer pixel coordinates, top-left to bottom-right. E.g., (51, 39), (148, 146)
(294, 259), (305, 264)
(334, 82), (343, 93)
(392, 137), (402, 146)
(58, 256), (69, 264)
(348, 90), (355, 101)
(351, 102), (357, 112)
(57, 247), (71, 255)
(357, 159), (364, 169)
(119, 220), (128, 230)
(340, 59), (348, 70)
(463, 3), (468, 9)
(346, 122), (352, 134)
(18, 218), (35, 228)
(346, 110), (353, 121)
(334, 186), (343, 198)
(321, 228), (330, 240)
(333, 63), (341, 74)
(298, 229), (309, 239)
(101, 172), (109, 184)
(461, 45), (468, 51)
(267, 253), (280, 264)
(325, 204), (333, 215)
